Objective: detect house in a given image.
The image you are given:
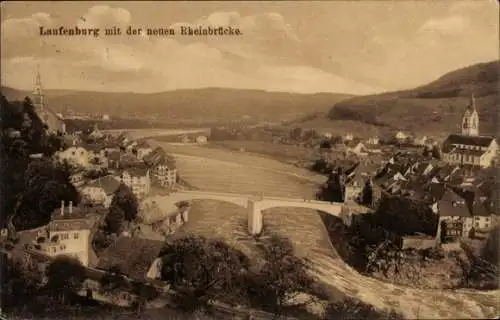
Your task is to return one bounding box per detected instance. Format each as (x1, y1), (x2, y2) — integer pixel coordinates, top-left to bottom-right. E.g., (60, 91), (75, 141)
(323, 132), (333, 139)
(367, 136), (379, 145)
(468, 192), (496, 232)
(115, 166), (151, 199)
(196, 135), (208, 145)
(143, 147), (177, 187)
(139, 196), (188, 235)
(364, 143), (382, 154)
(80, 175), (121, 208)
(88, 124), (104, 140)
(413, 136), (428, 146)
(412, 162), (435, 178)
(124, 140), (138, 153)
(395, 131), (407, 142)
(56, 146), (91, 168)
(436, 188), (473, 240)
(442, 94), (498, 168)
(81, 143), (107, 165)
(115, 132), (132, 146)
(344, 173), (366, 202)
(133, 140), (153, 160)
(345, 141), (368, 156)
(35, 201), (107, 267)
(434, 165), (460, 183)
(96, 237), (166, 282)
(109, 152), (143, 170)
(343, 133), (354, 142)
(102, 114), (110, 121)
(70, 169), (87, 187)
(373, 171), (407, 194)
(180, 135), (191, 143)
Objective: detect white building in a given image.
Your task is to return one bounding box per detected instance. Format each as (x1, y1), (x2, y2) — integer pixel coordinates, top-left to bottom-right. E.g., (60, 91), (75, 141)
(196, 135), (208, 145)
(80, 175), (121, 208)
(56, 146), (91, 168)
(442, 94), (498, 168)
(115, 166), (151, 199)
(36, 201), (106, 267)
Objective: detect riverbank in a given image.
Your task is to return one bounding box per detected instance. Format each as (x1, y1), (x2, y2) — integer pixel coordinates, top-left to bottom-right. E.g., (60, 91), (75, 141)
(149, 138), (500, 319)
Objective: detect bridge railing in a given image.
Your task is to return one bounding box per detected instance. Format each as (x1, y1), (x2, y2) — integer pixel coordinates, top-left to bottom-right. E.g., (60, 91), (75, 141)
(173, 191), (344, 206)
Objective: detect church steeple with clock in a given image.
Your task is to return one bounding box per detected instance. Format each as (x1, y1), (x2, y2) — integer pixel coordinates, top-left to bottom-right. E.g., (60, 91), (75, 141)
(461, 93), (479, 136)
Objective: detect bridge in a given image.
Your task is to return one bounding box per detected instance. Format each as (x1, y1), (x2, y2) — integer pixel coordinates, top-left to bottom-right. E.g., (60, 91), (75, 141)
(162, 190), (348, 235)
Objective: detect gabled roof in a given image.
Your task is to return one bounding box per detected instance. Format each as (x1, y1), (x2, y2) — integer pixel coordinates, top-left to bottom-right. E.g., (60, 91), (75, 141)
(84, 175), (121, 195)
(413, 162), (433, 177)
(429, 183), (447, 201)
(439, 188), (470, 217)
(96, 237), (165, 281)
(49, 207), (106, 232)
(444, 134), (495, 148)
(135, 140), (151, 149)
(143, 147), (175, 169)
(119, 165), (149, 177)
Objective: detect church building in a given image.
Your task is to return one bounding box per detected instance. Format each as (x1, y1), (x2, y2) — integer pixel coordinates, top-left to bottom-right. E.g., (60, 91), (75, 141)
(442, 94), (498, 168)
(32, 67), (66, 134)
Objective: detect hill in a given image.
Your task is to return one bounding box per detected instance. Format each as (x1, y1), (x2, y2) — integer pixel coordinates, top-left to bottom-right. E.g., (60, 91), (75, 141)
(0, 86), (353, 125)
(323, 60), (499, 138)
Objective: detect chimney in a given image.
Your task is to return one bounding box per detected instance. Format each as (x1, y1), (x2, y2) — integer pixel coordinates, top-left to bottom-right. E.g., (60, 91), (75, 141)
(61, 200), (65, 216)
(69, 201), (73, 214)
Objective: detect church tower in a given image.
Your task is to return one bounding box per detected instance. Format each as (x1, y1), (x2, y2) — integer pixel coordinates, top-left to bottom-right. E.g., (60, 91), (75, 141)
(32, 65), (48, 124)
(461, 93), (479, 136)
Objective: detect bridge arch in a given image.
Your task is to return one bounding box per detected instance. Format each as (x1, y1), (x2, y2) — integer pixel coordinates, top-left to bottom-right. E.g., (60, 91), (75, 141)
(257, 200), (343, 217)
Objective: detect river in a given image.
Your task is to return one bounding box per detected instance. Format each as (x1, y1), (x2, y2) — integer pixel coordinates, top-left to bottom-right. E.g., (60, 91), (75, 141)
(150, 139), (499, 319)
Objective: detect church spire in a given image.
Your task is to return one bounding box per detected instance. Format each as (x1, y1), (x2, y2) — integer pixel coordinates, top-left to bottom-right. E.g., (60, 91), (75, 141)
(32, 65), (46, 118)
(467, 92), (476, 112)
(461, 91), (479, 136)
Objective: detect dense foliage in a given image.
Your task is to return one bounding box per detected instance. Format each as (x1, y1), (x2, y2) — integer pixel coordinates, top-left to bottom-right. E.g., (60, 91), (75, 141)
(1, 95), (78, 231)
(160, 235), (250, 311)
(104, 184), (139, 234)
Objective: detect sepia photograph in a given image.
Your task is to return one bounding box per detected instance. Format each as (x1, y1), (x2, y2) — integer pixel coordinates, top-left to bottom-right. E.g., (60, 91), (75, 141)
(0, 1), (498, 319)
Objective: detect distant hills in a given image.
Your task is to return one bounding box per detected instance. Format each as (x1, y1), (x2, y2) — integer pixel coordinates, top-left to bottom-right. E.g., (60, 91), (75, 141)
(326, 60), (499, 138)
(0, 86), (353, 125)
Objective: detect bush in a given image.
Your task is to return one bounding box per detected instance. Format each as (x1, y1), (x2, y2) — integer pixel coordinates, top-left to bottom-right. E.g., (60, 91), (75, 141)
(325, 297), (403, 320)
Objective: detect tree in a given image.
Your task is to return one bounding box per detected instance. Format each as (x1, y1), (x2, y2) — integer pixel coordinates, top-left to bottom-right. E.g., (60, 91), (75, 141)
(1, 96), (76, 231)
(361, 179), (373, 206)
(325, 297), (403, 320)
(44, 256), (86, 305)
(110, 184), (138, 223)
(160, 235), (250, 311)
(318, 172), (345, 202)
(247, 235), (315, 317)
(104, 206), (125, 235)
(431, 145), (443, 160)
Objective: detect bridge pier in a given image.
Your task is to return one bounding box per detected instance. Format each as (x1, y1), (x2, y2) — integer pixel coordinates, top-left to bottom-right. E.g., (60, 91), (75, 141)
(247, 200), (263, 235)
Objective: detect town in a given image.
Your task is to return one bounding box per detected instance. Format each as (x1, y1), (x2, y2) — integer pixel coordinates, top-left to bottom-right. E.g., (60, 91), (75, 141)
(1, 65), (498, 319)
(1, 2), (498, 319)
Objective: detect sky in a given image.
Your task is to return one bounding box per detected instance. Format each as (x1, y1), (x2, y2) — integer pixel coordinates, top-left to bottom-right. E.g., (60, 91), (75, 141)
(0, 1), (498, 95)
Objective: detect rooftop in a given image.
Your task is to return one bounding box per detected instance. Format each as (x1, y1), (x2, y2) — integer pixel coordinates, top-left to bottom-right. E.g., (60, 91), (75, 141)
(444, 134), (495, 148)
(84, 175), (121, 195)
(96, 237), (165, 281)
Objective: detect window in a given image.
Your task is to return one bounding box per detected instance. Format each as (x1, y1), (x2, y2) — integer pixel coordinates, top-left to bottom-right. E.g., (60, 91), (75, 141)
(475, 222), (479, 228)
(74, 232), (79, 239)
(61, 233), (69, 240)
(52, 247), (56, 253)
(485, 217), (490, 222)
